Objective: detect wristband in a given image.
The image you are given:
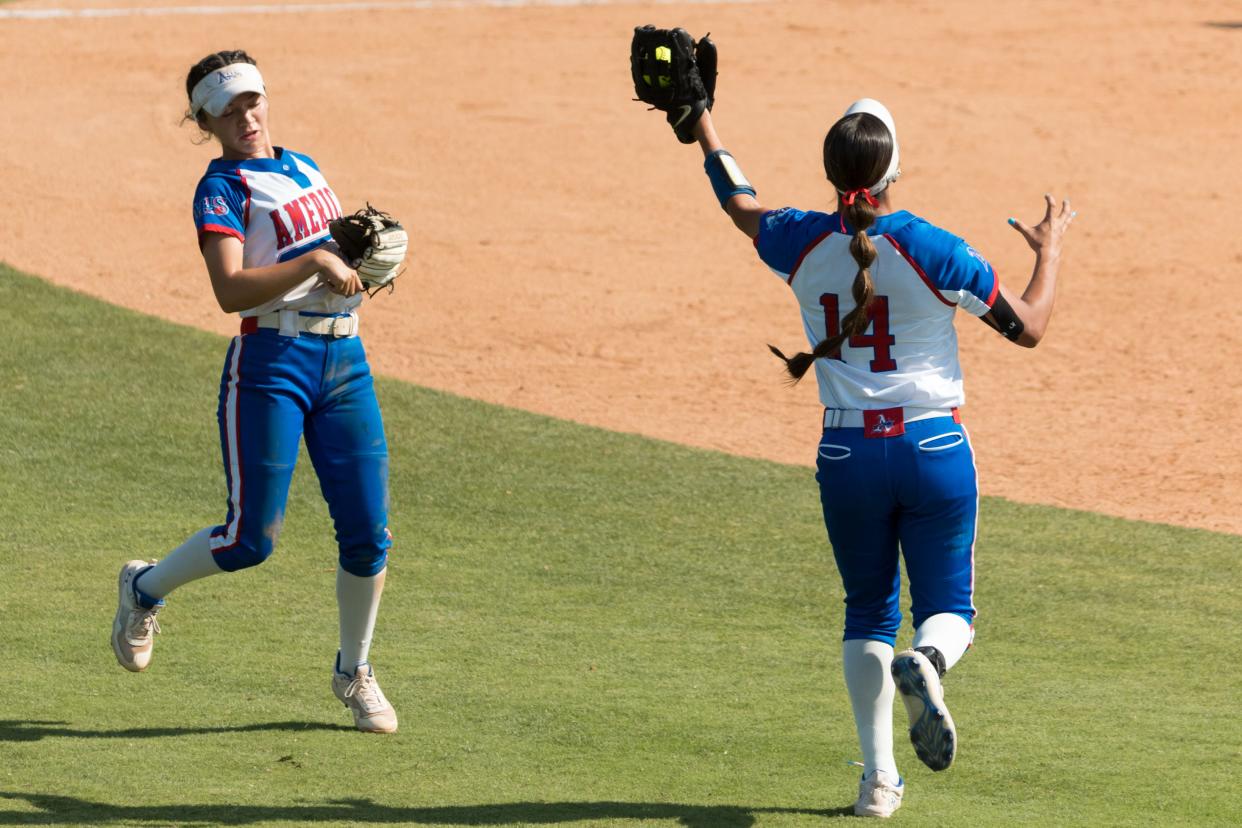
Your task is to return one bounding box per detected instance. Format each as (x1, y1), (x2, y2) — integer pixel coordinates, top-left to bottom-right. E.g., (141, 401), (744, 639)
(704, 149), (756, 211)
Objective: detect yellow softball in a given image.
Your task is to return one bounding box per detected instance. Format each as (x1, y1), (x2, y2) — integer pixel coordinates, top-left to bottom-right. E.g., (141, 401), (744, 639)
(644, 45), (674, 88)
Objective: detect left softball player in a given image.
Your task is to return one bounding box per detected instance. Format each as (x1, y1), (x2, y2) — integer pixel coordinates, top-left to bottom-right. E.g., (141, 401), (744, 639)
(110, 50), (399, 733)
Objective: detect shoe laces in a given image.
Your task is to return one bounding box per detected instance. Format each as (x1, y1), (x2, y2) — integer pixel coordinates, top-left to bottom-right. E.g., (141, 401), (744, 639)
(126, 605), (161, 640)
(343, 671), (386, 711)
(871, 778), (901, 799)
(851, 762), (901, 800)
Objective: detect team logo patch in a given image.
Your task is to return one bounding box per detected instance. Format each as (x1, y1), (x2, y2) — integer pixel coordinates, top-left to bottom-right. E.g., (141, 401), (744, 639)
(863, 407), (906, 439)
(215, 69), (242, 85)
(195, 196), (230, 219)
(964, 245), (992, 269)
(765, 207), (792, 229)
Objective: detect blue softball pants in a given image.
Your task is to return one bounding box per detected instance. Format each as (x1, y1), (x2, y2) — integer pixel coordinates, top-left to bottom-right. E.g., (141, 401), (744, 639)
(209, 319), (391, 577)
(815, 416), (978, 646)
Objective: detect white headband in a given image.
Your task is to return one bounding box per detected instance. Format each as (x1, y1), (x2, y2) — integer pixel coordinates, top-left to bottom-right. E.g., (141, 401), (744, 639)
(190, 62), (266, 118)
(839, 98), (901, 195)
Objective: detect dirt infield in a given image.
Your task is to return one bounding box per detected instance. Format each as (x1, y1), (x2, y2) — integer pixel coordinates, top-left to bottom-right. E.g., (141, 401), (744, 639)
(2, 0), (1240, 534)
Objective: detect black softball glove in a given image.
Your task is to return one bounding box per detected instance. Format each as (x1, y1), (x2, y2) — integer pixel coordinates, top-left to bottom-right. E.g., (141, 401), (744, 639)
(630, 25), (717, 144)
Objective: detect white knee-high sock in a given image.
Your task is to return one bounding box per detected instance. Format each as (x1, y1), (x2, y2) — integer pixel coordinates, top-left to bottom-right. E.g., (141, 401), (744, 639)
(337, 566), (386, 674)
(133, 527), (222, 600)
(912, 613), (974, 671)
(842, 638), (898, 778)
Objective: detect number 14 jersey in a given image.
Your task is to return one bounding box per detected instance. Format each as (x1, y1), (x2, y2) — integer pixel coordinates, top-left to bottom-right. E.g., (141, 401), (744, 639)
(756, 208), (999, 411)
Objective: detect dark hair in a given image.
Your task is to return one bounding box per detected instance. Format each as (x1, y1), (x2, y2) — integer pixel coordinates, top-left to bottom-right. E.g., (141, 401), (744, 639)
(769, 112), (894, 381)
(182, 49), (258, 129)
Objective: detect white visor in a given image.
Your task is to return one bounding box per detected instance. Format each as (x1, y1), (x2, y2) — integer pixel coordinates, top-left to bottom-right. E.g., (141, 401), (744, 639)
(190, 62), (266, 118)
(840, 98), (901, 195)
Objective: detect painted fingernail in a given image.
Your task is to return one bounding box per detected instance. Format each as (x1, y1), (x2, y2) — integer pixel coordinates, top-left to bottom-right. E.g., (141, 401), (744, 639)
(1007, 217), (1016, 225)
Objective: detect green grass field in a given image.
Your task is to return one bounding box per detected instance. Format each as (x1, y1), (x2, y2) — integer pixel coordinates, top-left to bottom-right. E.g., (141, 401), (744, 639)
(0, 265), (1237, 827)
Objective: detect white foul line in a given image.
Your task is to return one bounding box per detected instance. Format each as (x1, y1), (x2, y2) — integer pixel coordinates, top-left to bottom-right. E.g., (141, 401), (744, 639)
(0, 0), (771, 20)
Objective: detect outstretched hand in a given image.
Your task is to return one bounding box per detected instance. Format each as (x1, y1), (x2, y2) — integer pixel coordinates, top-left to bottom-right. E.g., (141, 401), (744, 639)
(1009, 194), (1075, 259)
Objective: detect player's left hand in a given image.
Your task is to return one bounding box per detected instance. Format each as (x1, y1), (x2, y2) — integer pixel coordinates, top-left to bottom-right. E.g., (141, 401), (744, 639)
(631, 25), (716, 144)
(1009, 194), (1075, 260)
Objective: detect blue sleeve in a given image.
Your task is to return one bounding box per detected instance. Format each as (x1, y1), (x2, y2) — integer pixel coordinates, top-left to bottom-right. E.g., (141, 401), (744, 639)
(889, 219), (998, 316)
(192, 175), (248, 245)
(754, 208), (836, 282)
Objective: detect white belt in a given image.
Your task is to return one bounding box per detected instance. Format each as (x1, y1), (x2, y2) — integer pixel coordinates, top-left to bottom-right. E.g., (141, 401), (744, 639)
(823, 406), (958, 429)
(250, 311), (359, 338)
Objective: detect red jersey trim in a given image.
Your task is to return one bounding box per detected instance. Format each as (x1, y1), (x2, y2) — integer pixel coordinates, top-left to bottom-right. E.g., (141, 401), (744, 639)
(883, 233), (956, 308)
(234, 169), (253, 229)
(985, 271), (1000, 308)
(199, 224), (245, 247)
(787, 231), (835, 286)
(210, 336), (246, 556)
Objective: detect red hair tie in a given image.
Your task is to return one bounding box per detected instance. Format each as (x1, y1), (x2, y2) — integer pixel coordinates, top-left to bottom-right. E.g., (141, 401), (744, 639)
(841, 187), (879, 207)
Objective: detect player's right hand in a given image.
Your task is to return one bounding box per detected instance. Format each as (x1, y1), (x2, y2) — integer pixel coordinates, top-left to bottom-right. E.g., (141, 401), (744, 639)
(313, 249), (364, 297)
(1009, 193), (1075, 260)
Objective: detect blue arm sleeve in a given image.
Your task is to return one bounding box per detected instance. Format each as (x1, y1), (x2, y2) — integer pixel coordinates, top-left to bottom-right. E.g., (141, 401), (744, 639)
(704, 150), (756, 211)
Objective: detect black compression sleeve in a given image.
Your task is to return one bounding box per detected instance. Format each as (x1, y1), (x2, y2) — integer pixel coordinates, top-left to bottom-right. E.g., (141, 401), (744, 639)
(984, 292), (1025, 341)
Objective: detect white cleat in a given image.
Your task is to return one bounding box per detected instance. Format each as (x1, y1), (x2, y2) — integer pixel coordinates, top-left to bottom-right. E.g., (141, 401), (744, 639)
(854, 769), (904, 818)
(332, 662), (398, 733)
(111, 559), (161, 672)
(891, 648), (957, 771)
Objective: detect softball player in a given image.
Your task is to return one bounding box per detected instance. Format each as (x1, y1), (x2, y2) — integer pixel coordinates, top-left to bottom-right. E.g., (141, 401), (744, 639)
(687, 102), (1072, 816)
(110, 50), (399, 734)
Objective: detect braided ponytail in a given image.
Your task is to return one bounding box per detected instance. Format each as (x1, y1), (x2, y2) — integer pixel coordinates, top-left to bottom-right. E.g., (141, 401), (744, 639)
(770, 113), (893, 382)
(840, 195), (879, 339)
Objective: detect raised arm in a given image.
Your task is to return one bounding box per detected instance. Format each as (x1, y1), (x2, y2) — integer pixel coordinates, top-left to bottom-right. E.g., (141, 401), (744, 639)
(693, 112), (766, 240)
(980, 194), (1075, 348)
(631, 26), (766, 240)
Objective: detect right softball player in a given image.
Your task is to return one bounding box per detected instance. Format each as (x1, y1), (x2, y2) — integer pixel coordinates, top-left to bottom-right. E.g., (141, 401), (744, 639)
(631, 29), (1074, 818)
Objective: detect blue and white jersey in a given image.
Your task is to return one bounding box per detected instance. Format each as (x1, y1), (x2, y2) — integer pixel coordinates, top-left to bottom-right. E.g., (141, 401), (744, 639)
(192, 148), (361, 317)
(756, 208), (999, 410)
